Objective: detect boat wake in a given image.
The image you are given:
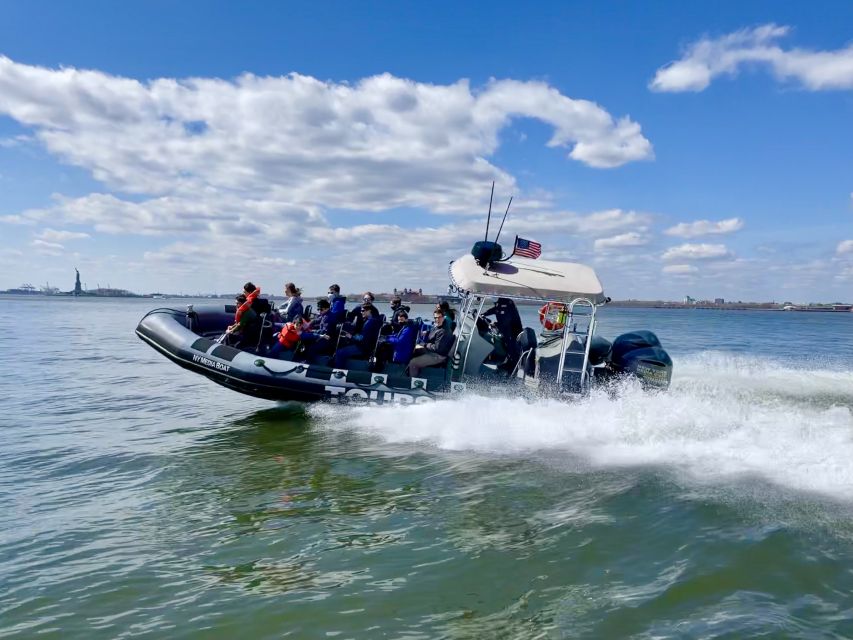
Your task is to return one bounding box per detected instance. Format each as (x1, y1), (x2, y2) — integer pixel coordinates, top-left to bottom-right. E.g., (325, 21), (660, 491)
(308, 351), (853, 504)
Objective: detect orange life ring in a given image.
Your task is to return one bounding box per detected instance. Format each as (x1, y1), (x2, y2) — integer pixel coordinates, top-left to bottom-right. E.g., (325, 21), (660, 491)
(538, 302), (567, 331)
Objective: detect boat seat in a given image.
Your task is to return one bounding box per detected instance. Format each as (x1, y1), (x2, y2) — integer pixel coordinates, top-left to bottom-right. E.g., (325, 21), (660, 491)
(512, 327), (537, 378)
(344, 359), (371, 372)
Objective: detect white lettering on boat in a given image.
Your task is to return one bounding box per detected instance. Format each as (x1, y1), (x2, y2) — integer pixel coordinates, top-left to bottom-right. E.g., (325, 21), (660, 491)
(324, 386), (432, 404)
(192, 354), (231, 372)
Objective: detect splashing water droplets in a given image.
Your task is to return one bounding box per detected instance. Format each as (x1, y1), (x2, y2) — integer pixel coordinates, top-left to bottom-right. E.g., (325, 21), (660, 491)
(309, 353), (853, 501)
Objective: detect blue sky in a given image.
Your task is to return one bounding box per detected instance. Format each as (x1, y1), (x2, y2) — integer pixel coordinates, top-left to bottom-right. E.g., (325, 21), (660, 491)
(1, 1), (851, 302)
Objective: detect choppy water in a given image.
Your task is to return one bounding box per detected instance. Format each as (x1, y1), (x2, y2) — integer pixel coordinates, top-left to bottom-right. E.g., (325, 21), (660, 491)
(2, 296), (853, 639)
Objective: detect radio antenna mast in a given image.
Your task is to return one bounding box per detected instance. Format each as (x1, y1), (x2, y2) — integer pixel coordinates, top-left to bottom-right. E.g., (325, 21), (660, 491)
(484, 181), (495, 242)
(494, 196), (513, 246)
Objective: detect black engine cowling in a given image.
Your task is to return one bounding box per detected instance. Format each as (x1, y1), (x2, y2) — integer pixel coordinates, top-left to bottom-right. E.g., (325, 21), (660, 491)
(609, 331), (672, 390)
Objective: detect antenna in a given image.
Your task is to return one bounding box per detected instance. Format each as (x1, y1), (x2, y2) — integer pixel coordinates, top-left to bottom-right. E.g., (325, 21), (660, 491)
(484, 181), (495, 242)
(494, 196), (513, 245)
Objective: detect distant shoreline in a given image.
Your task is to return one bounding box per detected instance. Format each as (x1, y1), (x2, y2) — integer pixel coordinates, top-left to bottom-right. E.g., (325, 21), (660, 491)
(2, 290), (851, 312)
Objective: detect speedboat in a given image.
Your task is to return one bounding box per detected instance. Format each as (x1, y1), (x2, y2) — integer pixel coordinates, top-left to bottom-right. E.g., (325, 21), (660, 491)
(135, 244), (672, 404)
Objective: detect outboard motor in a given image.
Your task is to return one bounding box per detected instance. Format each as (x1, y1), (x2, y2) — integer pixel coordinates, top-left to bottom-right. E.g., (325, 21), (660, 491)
(609, 330), (672, 390)
(588, 335), (612, 366)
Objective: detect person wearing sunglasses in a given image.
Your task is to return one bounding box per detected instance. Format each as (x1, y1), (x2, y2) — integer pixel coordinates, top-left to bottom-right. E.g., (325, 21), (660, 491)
(406, 308), (455, 377)
(344, 291), (375, 335)
(333, 304), (381, 369)
(373, 309), (417, 372)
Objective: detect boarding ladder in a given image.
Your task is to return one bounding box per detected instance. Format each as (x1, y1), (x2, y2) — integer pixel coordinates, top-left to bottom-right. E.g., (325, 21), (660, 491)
(556, 299), (597, 394)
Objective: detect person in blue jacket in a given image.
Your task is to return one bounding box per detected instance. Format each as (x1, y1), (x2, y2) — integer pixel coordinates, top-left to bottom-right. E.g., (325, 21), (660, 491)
(373, 309), (417, 371)
(325, 283), (347, 339)
(332, 304), (382, 368)
(300, 298), (334, 362)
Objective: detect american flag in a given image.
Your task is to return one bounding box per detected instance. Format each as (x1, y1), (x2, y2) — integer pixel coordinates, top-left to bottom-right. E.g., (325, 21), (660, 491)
(514, 236), (542, 259)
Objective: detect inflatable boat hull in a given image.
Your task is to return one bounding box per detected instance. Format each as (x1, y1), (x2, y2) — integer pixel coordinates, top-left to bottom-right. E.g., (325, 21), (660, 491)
(135, 306), (449, 404)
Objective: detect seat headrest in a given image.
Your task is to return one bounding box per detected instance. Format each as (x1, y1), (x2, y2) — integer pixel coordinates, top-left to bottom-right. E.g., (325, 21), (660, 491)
(517, 327), (537, 350)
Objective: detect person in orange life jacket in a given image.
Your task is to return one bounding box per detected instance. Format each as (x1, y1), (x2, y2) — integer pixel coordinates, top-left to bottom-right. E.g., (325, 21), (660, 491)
(333, 304), (381, 368)
(227, 282), (260, 334)
(373, 309), (417, 371)
(226, 292), (259, 348)
(268, 315), (306, 359)
(406, 308), (455, 377)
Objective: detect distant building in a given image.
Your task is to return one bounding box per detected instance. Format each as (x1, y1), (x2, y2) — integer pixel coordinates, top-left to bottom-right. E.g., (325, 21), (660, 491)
(683, 295), (696, 304)
(74, 269), (83, 296)
(714, 298), (725, 304)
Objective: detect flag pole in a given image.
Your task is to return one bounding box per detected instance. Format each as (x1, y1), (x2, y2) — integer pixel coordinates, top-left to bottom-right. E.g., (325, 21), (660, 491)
(504, 235), (518, 260)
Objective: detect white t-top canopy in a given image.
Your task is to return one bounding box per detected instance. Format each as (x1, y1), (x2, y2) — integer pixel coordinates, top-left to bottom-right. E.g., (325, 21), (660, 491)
(449, 253), (606, 304)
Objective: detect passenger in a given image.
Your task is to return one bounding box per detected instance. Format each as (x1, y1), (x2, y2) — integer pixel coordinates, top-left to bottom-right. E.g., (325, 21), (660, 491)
(300, 298), (335, 362)
(437, 301), (456, 327)
(374, 309), (417, 371)
(229, 282), (260, 329)
(226, 292), (259, 347)
(406, 308), (455, 377)
(344, 291), (375, 334)
(388, 296), (411, 332)
(326, 284), (347, 329)
(278, 282), (304, 323)
(332, 304), (382, 369)
(268, 315), (305, 359)
(305, 298), (330, 332)
(482, 297), (523, 364)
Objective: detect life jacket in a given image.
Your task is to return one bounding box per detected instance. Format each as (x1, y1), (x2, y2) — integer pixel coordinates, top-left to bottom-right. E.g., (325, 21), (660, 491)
(277, 322), (301, 349)
(235, 286), (261, 322)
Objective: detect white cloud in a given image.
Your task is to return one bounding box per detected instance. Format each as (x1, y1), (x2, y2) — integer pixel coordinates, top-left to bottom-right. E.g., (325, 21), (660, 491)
(662, 243), (732, 261)
(0, 56), (652, 222)
(662, 264), (698, 274)
(31, 239), (64, 255)
(650, 24), (853, 92)
(35, 228), (91, 242)
(664, 217), (743, 238)
(0, 134), (32, 148)
(516, 208), (652, 237)
(0, 214), (36, 225)
(837, 240), (853, 255)
(594, 232), (648, 252)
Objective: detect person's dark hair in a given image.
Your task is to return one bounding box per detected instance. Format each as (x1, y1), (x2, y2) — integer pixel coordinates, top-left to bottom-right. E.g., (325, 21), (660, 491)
(285, 282), (301, 296)
(236, 294), (247, 304)
(437, 301), (456, 321)
(328, 284), (340, 294)
(396, 310), (408, 319)
(316, 298), (330, 309)
(243, 282), (256, 294)
(363, 291), (375, 301)
(362, 304), (379, 317)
